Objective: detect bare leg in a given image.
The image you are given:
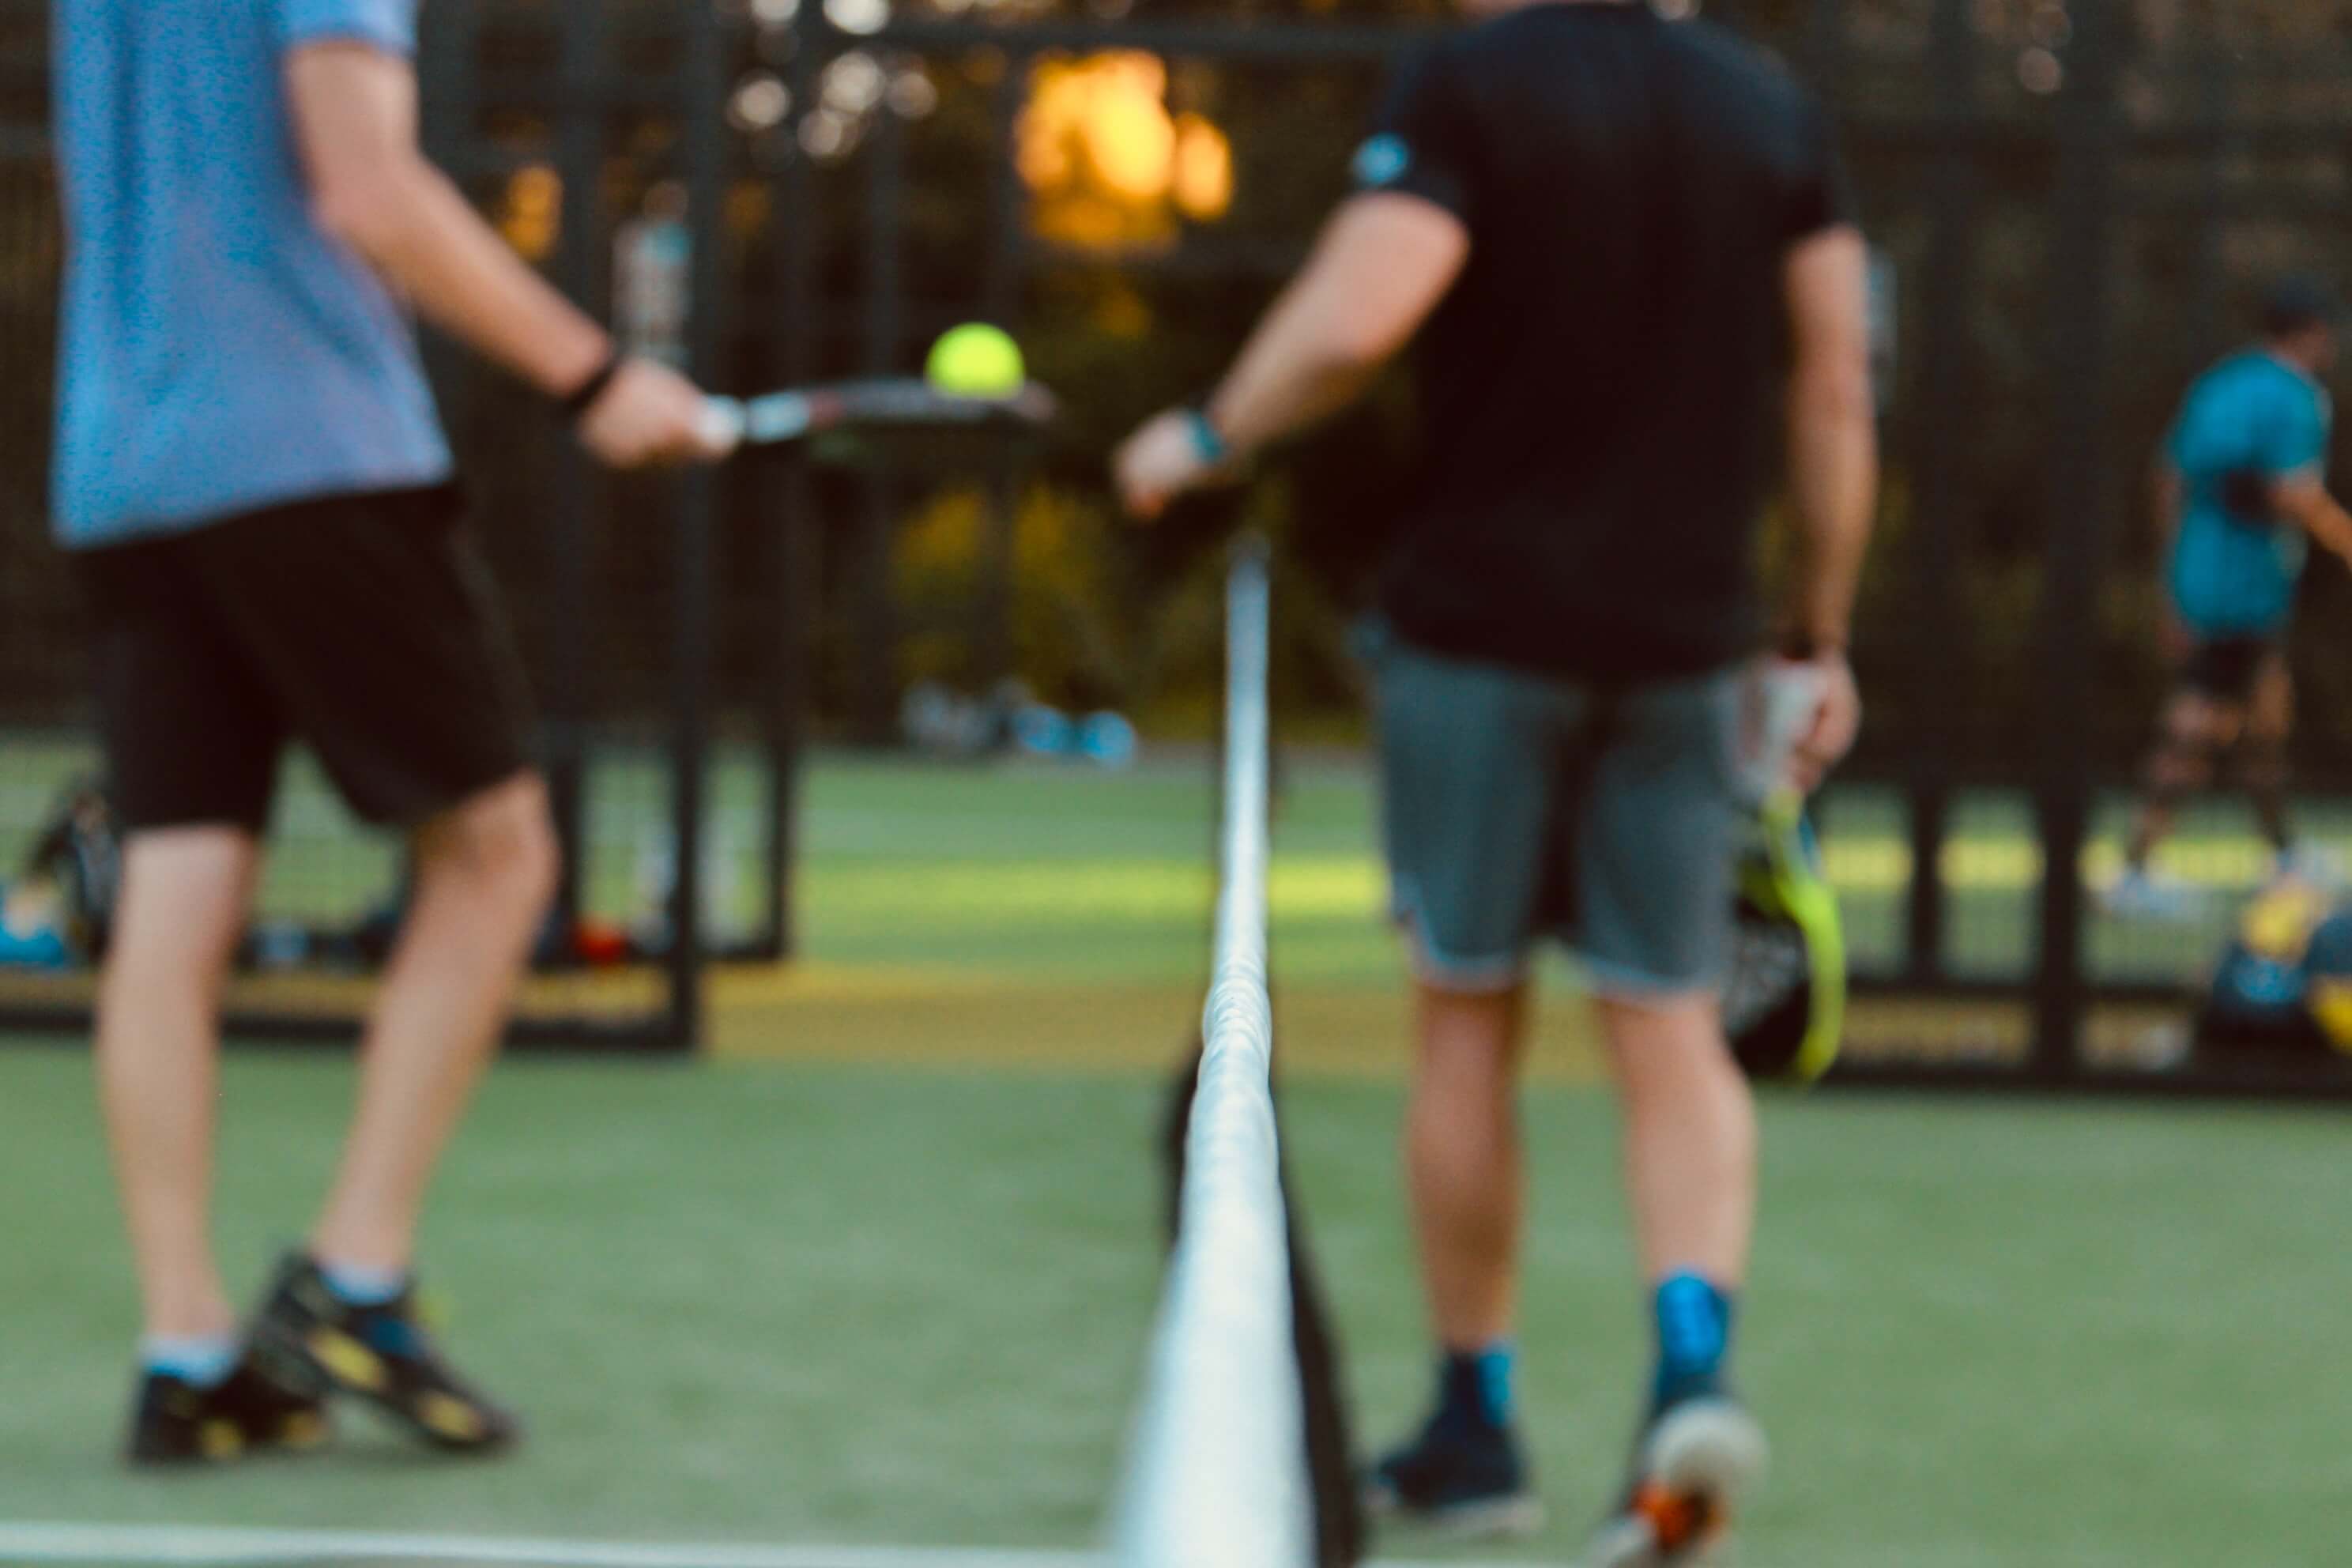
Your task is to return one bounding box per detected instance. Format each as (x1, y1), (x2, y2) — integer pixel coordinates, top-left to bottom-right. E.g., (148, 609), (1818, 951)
(2241, 655), (2296, 860)
(96, 829), (263, 1340)
(2126, 691), (2233, 871)
(1405, 982), (1529, 1351)
(1592, 991), (1770, 1556)
(310, 773), (557, 1271)
(1596, 992), (1755, 1288)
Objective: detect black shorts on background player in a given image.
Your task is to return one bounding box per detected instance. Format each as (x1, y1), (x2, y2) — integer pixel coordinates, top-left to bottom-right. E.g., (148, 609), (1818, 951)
(77, 485), (535, 834)
(2180, 635), (2278, 705)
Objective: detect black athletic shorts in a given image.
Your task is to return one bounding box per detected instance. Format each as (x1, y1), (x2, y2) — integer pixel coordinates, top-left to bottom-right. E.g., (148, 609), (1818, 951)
(74, 484), (536, 835)
(2180, 635), (2279, 705)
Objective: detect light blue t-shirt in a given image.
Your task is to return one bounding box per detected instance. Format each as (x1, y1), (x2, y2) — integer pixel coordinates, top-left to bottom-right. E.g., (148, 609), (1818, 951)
(2165, 349), (2332, 636)
(53, 0), (453, 548)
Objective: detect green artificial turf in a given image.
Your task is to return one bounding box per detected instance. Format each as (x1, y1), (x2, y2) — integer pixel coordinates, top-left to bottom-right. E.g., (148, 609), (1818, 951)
(6, 751), (2352, 1566)
(4, 1047), (2350, 1566)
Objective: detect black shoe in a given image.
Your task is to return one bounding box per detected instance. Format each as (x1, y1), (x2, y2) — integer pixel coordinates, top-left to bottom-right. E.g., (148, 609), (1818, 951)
(247, 1252), (520, 1454)
(1584, 1396), (1767, 1567)
(125, 1358), (330, 1467)
(1363, 1404), (1544, 1539)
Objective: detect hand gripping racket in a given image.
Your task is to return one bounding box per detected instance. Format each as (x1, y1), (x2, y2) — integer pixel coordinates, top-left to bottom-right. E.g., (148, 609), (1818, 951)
(1726, 662), (1848, 1084)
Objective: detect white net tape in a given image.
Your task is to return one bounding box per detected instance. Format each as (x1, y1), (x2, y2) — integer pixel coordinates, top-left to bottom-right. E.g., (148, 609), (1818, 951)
(1110, 544), (1310, 1568)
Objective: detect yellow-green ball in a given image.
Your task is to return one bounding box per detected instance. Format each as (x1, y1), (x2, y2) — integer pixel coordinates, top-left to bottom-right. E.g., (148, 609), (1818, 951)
(925, 323), (1026, 397)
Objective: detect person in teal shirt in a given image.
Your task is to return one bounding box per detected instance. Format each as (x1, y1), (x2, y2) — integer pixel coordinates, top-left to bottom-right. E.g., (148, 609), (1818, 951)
(2113, 279), (2352, 917)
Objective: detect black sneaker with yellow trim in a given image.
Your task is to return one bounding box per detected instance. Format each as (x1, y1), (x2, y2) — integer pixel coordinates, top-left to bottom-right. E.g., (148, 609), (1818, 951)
(125, 1359), (330, 1467)
(247, 1251), (519, 1455)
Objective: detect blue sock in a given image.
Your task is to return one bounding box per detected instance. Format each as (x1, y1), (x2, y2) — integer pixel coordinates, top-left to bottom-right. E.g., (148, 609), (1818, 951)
(142, 1335), (237, 1389)
(1438, 1341), (1516, 1430)
(319, 1260), (409, 1308)
(1650, 1273), (1735, 1412)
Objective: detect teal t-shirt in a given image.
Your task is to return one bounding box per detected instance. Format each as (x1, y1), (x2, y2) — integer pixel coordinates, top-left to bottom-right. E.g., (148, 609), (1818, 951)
(2165, 350), (2332, 636)
(52, 0), (453, 548)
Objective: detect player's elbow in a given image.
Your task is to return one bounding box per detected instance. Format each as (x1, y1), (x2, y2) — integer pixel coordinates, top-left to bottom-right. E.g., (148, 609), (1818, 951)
(309, 159), (428, 266)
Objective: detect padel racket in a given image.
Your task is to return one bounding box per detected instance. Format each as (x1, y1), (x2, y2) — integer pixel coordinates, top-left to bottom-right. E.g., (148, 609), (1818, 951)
(1725, 790), (1847, 1084)
(700, 378), (1058, 452)
(1724, 662), (1845, 1083)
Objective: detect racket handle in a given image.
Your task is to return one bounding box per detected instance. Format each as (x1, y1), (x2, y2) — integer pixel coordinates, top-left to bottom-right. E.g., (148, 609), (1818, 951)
(1750, 659), (1827, 803)
(699, 397), (748, 455)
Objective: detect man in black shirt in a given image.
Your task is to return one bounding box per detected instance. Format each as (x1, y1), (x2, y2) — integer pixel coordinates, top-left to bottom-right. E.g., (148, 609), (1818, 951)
(1115, 0), (1876, 1559)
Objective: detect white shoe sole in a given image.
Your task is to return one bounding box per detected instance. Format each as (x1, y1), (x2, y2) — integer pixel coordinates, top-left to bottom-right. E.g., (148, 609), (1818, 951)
(1582, 1401), (1767, 1567)
(1363, 1484), (1547, 1542)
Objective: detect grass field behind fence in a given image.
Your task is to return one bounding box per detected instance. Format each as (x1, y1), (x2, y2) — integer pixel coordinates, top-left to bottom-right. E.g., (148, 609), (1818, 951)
(4, 730), (2335, 987)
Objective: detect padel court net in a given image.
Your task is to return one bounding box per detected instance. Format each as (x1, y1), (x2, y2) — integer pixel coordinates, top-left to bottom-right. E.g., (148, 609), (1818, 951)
(1111, 547), (1316, 1568)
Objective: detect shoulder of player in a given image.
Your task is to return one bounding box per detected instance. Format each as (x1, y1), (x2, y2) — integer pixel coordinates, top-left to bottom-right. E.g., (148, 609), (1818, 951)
(1667, 14), (1807, 84)
(1649, 14), (1830, 134)
(2187, 351), (2265, 399)
(2188, 353), (2321, 425)
(2237, 352), (2322, 408)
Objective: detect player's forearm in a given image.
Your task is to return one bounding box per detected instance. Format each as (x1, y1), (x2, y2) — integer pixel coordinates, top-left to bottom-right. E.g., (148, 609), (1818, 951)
(318, 158), (611, 399)
(1204, 285), (1385, 458)
(1782, 362), (1879, 649)
(2284, 488), (2352, 561)
(1204, 194), (1467, 461)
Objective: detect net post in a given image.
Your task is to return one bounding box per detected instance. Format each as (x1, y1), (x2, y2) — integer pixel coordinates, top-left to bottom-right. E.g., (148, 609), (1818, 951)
(1111, 537), (1310, 1568)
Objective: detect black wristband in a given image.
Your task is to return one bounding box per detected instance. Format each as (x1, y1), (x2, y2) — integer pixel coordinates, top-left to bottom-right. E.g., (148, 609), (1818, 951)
(1777, 631), (1841, 661)
(559, 353), (623, 422)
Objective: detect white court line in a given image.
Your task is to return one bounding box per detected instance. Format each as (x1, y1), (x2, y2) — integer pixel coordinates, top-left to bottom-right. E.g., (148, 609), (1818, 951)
(0, 1525), (1064, 1568)
(0, 1524), (1561, 1568)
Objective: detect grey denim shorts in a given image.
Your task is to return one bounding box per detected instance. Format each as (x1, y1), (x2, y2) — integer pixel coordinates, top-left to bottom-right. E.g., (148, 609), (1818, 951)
(1370, 628), (1747, 997)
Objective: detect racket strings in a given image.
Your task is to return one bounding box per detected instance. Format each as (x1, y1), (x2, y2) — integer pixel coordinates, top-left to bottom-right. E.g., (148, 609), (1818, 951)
(1723, 918), (1807, 1036)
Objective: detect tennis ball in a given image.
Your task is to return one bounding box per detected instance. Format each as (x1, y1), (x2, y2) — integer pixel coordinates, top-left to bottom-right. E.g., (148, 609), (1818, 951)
(926, 323), (1026, 397)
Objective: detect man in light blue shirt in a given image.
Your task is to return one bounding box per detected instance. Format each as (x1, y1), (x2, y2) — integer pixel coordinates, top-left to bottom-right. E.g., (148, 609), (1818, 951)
(55, 2), (450, 541)
(55, 0), (724, 1464)
(2113, 279), (2352, 917)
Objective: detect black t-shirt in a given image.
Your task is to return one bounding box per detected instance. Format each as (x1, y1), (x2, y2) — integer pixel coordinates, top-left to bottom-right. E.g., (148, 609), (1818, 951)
(1359, 2), (1855, 680)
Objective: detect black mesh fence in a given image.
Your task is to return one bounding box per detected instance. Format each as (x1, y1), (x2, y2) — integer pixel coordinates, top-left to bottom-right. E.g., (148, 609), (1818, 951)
(13, 0), (2352, 1083)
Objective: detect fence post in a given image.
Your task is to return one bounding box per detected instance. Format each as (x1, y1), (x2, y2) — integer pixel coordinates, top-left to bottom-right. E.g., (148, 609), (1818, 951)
(544, 0), (606, 940)
(974, 58), (1029, 693)
(416, 2), (477, 424)
(852, 84), (910, 745)
(2189, 24), (2233, 364)
(1902, 0), (1979, 987)
(2031, 0), (2124, 1075)
(763, 2), (828, 962)
(668, 0), (729, 1049)
(1803, 0), (1848, 85)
